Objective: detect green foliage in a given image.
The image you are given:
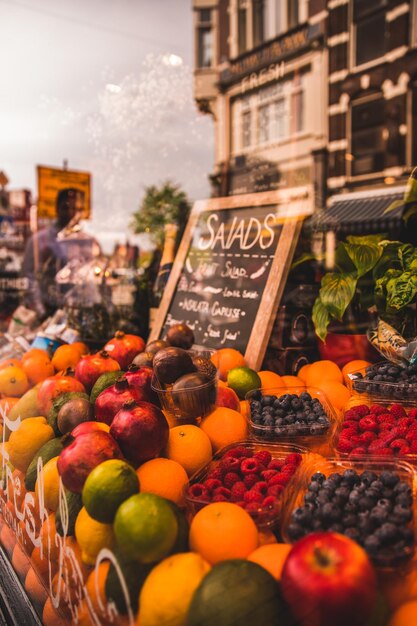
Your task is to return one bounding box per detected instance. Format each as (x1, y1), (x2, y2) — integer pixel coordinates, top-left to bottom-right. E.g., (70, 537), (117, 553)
(130, 180), (192, 247)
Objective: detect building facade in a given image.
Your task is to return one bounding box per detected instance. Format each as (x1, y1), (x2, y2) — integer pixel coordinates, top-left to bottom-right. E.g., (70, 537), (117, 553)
(193, 0), (417, 205)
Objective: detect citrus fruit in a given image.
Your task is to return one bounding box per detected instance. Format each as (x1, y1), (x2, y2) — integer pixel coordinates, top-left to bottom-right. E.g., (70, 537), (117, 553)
(210, 348), (246, 381)
(0, 523), (17, 556)
(25, 566), (48, 606)
(297, 363), (311, 382)
(39, 513), (60, 562)
(82, 459), (139, 523)
(164, 425), (212, 477)
(138, 552), (211, 626)
(280, 375), (304, 387)
(189, 502), (258, 564)
(42, 597), (68, 626)
(200, 407), (248, 452)
(257, 370), (284, 389)
(35, 456), (60, 512)
(186, 559), (286, 626)
(316, 380), (351, 411)
(21, 353), (54, 386)
(11, 542), (31, 579)
(0, 358), (21, 371)
(341, 359), (371, 385)
(343, 392), (371, 410)
(84, 561), (110, 615)
(136, 458), (189, 507)
(258, 529), (277, 546)
(305, 360), (343, 386)
(22, 348), (50, 363)
(51, 344), (83, 372)
(388, 600), (417, 626)
(114, 493), (178, 563)
(8, 416), (54, 473)
(227, 366), (261, 399)
(74, 506), (115, 566)
(247, 543), (291, 581)
(0, 396), (19, 421)
(0, 365), (29, 397)
(71, 341), (89, 356)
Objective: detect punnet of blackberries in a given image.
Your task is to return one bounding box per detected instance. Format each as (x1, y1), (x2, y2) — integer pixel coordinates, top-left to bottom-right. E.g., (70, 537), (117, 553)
(286, 468), (414, 567)
(249, 390), (330, 439)
(351, 361), (417, 399)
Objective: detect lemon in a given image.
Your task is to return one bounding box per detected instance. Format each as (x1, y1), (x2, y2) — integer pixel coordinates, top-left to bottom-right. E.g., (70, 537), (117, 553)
(8, 416), (54, 473)
(114, 493), (178, 563)
(138, 552), (211, 626)
(82, 459), (139, 523)
(227, 367), (262, 399)
(74, 506), (115, 566)
(35, 456), (60, 512)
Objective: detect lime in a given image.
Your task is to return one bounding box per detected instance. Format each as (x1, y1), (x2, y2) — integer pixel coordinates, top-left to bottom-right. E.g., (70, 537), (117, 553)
(227, 367), (262, 399)
(82, 459), (139, 523)
(114, 493), (178, 563)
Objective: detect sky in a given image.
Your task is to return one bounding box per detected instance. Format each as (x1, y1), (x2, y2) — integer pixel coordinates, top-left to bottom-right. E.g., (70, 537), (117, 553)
(0, 0), (214, 250)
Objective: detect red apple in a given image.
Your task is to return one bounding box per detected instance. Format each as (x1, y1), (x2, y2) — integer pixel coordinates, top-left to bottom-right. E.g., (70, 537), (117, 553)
(38, 373), (86, 415)
(57, 430), (123, 493)
(216, 385), (240, 412)
(71, 421), (109, 437)
(110, 401), (169, 467)
(75, 351), (120, 392)
(104, 331), (145, 369)
(281, 532), (377, 626)
(94, 379), (147, 425)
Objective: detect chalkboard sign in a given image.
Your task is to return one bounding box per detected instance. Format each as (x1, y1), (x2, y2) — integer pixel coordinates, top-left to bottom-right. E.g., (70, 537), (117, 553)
(150, 188), (313, 370)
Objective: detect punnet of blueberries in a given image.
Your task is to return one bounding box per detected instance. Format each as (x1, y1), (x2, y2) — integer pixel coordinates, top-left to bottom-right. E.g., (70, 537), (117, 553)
(351, 361), (417, 399)
(287, 468), (414, 567)
(249, 390), (330, 439)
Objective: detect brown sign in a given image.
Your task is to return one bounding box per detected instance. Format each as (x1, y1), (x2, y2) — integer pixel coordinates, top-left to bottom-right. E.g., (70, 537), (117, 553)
(37, 165), (91, 219)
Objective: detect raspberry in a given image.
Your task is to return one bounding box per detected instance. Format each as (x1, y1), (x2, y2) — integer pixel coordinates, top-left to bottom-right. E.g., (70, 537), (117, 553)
(341, 421), (359, 431)
(253, 481), (268, 495)
(406, 427), (417, 442)
(281, 463), (298, 475)
(188, 483), (209, 499)
(231, 482), (247, 501)
(267, 484), (284, 497)
(337, 439), (355, 453)
(241, 457), (262, 475)
(269, 473), (290, 486)
(351, 435), (365, 446)
(243, 474), (259, 489)
(349, 446), (367, 456)
(244, 489), (263, 504)
(213, 487), (231, 500)
(244, 502), (261, 513)
(372, 448), (394, 456)
(254, 450), (272, 466)
(410, 440), (417, 453)
(262, 495), (276, 508)
(390, 438), (408, 451)
(358, 416), (378, 431)
(261, 469), (278, 482)
(398, 417), (413, 428)
(378, 419), (396, 431)
(390, 404), (407, 418)
(400, 445), (412, 455)
(359, 431), (375, 445)
(344, 405), (369, 420)
(369, 439), (384, 452)
(224, 446), (252, 459)
(409, 409), (417, 419)
(208, 468), (223, 481)
(219, 457), (241, 473)
(267, 459), (284, 470)
(212, 494), (228, 502)
(376, 413), (393, 423)
(338, 429), (358, 442)
(223, 472), (240, 488)
(285, 453), (302, 466)
(369, 404), (387, 415)
(204, 478), (222, 492)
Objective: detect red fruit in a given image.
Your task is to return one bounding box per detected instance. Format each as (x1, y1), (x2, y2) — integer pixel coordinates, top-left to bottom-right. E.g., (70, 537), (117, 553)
(269, 473), (290, 486)
(338, 429), (358, 442)
(350, 435), (365, 446)
(254, 450), (272, 467)
(104, 331), (145, 369)
(349, 447), (367, 456)
(359, 431), (376, 445)
(285, 453), (302, 466)
(75, 351), (120, 392)
(410, 440), (417, 453)
(344, 405), (370, 420)
(244, 502), (262, 513)
(243, 474), (258, 489)
(208, 468), (223, 481)
(57, 430), (123, 493)
(244, 489), (263, 504)
(376, 413), (393, 423)
(230, 481), (247, 501)
(262, 496), (276, 508)
(337, 439), (355, 453)
(213, 486), (231, 500)
(267, 484), (284, 497)
(188, 483), (209, 499)
(204, 478), (222, 492)
(224, 446), (252, 459)
(409, 408), (417, 419)
(109, 401), (169, 467)
(358, 417), (377, 431)
(400, 445), (412, 455)
(219, 457), (241, 473)
(240, 458), (262, 475)
(72, 421), (109, 437)
(216, 386), (241, 412)
(378, 419), (396, 431)
(398, 417), (413, 428)
(373, 448), (394, 456)
(123, 365), (158, 405)
(261, 469), (278, 482)
(390, 438), (408, 451)
(340, 421), (359, 431)
(281, 532), (377, 626)
(390, 403), (407, 418)
(212, 494), (228, 502)
(38, 373), (86, 415)
(253, 481), (268, 495)
(94, 379), (147, 426)
(267, 459), (284, 471)
(223, 472), (240, 488)
(369, 404), (387, 415)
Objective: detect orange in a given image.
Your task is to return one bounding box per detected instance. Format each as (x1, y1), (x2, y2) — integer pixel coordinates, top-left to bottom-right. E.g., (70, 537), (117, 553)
(257, 370), (285, 390)
(342, 359), (371, 386)
(164, 425), (212, 477)
(305, 360), (343, 387)
(39, 513), (60, 562)
(31, 545), (58, 581)
(200, 406), (248, 452)
(136, 458), (189, 507)
(0, 358), (22, 371)
(85, 561), (110, 615)
(42, 597), (68, 626)
(297, 363), (311, 383)
(210, 348), (246, 381)
(258, 529), (278, 546)
(22, 353), (54, 386)
(0, 366), (29, 397)
(25, 566), (48, 606)
(11, 541), (31, 579)
(387, 600), (417, 626)
(247, 543), (291, 581)
(281, 375), (304, 387)
(189, 501), (258, 564)
(240, 399), (250, 419)
(0, 523), (17, 556)
(316, 380), (351, 411)
(71, 341), (90, 356)
(0, 396), (19, 418)
(52, 344), (84, 372)
(21, 348), (50, 362)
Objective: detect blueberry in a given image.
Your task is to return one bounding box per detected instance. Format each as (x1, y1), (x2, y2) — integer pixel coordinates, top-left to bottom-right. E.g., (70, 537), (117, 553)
(358, 496), (376, 511)
(375, 523), (399, 544)
(401, 527), (414, 543)
(310, 424), (327, 435)
(264, 416), (274, 427)
(308, 482), (320, 493)
(287, 523), (305, 540)
(316, 492), (330, 505)
(348, 490), (361, 505)
(396, 493), (412, 507)
(262, 395), (274, 406)
(329, 523), (344, 533)
(321, 502), (340, 522)
(343, 469), (358, 485)
(370, 506), (388, 525)
(304, 492), (316, 505)
(312, 519), (324, 531)
(393, 482), (411, 495)
(311, 472), (326, 483)
(381, 488), (394, 500)
(328, 473), (342, 485)
(343, 513), (358, 527)
(392, 504), (413, 523)
(273, 398), (282, 409)
(364, 535), (381, 554)
(313, 404), (323, 414)
(307, 413), (317, 422)
(333, 486), (350, 501)
(299, 392), (312, 401)
(377, 498), (392, 511)
(381, 471), (400, 488)
(274, 427), (287, 436)
(361, 471), (378, 486)
(292, 507), (313, 526)
(274, 409), (285, 418)
(344, 527), (361, 541)
(322, 479), (337, 492)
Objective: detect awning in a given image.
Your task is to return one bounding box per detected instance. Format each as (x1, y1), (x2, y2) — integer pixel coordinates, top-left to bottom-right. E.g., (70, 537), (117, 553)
(305, 187), (405, 235)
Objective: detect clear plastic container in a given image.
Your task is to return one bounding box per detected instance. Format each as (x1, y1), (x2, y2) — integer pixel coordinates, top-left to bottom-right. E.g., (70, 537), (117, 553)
(246, 386), (339, 456)
(280, 456), (416, 570)
(184, 440), (310, 529)
(348, 361), (417, 403)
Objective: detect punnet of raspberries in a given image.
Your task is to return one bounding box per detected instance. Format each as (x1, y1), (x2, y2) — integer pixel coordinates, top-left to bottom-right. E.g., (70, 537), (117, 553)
(336, 403), (417, 458)
(187, 445), (302, 524)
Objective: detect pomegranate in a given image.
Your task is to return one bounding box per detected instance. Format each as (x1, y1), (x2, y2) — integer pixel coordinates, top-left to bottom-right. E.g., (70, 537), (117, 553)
(94, 378), (147, 425)
(110, 401), (169, 467)
(123, 365), (158, 404)
(72, 421), (109, 437)
(57, 430), (123, 493)
(75, 351), (120, 392)
(38, 372), (86, 415)
(104, 331), (145, 369)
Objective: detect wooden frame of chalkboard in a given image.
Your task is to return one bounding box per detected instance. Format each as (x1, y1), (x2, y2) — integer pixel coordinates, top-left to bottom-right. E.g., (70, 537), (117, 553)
(149, 188), (313, 370)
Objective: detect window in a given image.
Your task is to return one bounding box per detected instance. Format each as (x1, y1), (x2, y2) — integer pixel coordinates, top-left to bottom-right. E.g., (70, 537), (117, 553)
(354, 0), (387, 66)
(258, 105), (270, 142)
(238, 0), (248, 55)
(273, 98), (288, 138)
(351, 98), (386, 175)
(253, 0), (265, 47)
(197, 9), (213, 68)
(242, 110), (252, 147)
(288, 0), (299, 29)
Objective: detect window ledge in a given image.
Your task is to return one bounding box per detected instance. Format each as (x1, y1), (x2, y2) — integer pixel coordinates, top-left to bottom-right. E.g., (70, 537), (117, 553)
(232, 131), (314, 155)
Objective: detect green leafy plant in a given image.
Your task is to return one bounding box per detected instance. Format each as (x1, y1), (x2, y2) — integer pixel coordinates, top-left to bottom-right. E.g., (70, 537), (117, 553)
(309, 235), (417, 341)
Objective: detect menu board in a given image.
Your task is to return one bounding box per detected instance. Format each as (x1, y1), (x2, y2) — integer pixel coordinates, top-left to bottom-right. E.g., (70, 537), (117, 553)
(150, 189), (313, 370)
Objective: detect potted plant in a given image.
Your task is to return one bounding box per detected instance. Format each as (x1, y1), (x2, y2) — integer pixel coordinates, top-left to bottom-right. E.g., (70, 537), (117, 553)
(307, 235), (417, 365)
